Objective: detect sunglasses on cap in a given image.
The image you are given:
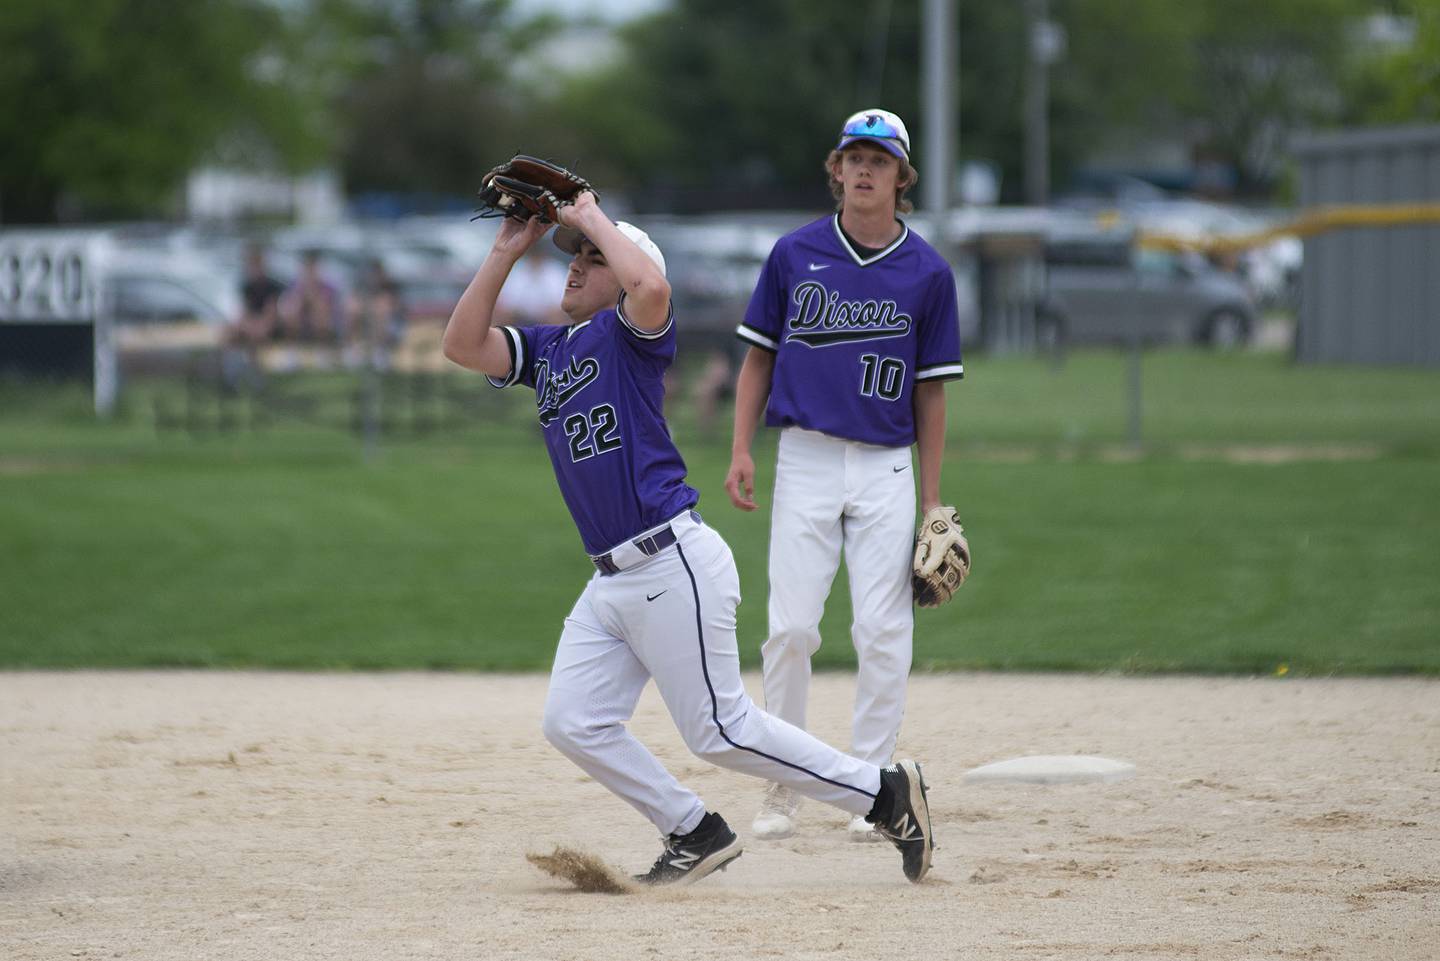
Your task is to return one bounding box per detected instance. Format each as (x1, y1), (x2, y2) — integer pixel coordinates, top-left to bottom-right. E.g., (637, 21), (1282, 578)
(836, 110), (910, 160)
(841, 114), (905, 143)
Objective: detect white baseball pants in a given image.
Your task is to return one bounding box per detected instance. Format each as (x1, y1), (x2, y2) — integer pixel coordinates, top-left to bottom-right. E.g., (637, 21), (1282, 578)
(761, 427), (916, 766)
(541, 511), (881, 837)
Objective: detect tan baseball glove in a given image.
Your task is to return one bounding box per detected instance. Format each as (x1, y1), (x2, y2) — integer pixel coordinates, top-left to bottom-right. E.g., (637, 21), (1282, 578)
(912, 506), (970, 608)
(476, 155), (595, 225)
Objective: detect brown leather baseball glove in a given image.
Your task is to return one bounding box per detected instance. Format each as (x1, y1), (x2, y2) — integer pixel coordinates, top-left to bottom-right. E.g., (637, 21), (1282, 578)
(476, 155), (595, 224)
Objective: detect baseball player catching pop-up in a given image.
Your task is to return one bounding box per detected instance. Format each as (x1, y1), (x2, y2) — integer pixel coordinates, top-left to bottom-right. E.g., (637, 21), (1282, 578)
(726, 109), (970, 842)
(443, 161), (935, 885)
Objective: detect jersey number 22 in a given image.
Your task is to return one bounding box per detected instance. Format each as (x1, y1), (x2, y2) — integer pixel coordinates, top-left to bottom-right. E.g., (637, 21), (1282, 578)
(564, 404), (622, 461)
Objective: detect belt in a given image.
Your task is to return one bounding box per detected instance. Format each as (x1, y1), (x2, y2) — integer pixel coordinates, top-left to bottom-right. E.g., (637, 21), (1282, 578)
(591, 510), (700, 576)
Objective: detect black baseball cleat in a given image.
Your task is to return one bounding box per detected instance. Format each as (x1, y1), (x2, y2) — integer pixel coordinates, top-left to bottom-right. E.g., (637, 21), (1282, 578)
(634, 811), (744, 886)
(867, 760), (935, 882)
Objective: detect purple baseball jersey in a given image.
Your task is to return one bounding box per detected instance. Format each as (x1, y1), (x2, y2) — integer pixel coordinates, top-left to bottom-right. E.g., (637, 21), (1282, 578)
(488, 294), (698, 555)
(737, 215), (963, 447)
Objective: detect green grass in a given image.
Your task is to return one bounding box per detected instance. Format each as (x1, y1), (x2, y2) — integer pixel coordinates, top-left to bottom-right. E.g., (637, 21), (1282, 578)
(2, 347), (1438, 674)
(962, 348), (1440, 450)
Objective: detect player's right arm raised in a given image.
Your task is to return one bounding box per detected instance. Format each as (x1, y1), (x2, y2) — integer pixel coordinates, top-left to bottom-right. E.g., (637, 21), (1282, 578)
(442, 217), (549, 378)
(725, 346), (776, 511)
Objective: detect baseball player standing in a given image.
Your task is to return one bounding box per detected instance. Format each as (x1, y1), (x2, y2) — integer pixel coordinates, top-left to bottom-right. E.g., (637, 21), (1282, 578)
(442, 187), (935, 884)
(725, 109), (964, 842)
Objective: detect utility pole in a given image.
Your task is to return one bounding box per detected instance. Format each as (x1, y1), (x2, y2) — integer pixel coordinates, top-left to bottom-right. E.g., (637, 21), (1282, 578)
(1024, 0), (1064, 206)
(860, 0), (893, 105)
(922, 0), (956, 219)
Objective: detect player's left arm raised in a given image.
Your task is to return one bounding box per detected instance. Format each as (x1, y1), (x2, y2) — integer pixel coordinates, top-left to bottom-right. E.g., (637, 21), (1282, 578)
(557, 193), (671, 330)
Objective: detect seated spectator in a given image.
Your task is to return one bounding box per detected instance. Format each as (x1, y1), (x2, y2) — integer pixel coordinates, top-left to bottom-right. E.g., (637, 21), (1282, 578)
(278, 251), (345, 344)
(225, 244), (285, 347)
(349, 258), (406, 367)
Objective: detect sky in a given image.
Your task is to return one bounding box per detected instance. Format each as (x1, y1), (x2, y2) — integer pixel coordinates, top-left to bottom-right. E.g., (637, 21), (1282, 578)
(519, 0), (665, 21)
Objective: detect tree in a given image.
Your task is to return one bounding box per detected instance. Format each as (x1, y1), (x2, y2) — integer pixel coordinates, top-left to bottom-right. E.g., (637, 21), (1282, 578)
(307, 0), (555, 202)
(1046, 0), (1201, 191)
(539, 0), (928, 210)
(540, 0), (1388, 206)
(1180, 0), (1372, 192)
(1046, 0), (1376, 197)
(1342, 0), (1440, 125)
(0, 0), (324, 223)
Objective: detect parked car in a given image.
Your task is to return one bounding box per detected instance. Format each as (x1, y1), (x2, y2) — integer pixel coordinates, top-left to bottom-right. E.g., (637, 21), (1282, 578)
(267, 227), (474, 326)
(644, 215), (789, 337)
(106, 250), (237, 328)
(1040, 235), (1256, 349)
(100, 250), (241, 376)
(1123, 200), (1302, 311)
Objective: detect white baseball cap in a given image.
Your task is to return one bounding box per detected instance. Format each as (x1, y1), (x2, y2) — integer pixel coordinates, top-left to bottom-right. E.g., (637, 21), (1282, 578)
(836, 108), (911, 162)
(553, 221), (667, 277)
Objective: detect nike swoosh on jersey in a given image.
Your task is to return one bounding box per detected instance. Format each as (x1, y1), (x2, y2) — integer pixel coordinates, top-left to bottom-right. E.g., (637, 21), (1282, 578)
(893, 465), (908, 473)
(807, 262), (830, 271)
(646, 590), (667, 602)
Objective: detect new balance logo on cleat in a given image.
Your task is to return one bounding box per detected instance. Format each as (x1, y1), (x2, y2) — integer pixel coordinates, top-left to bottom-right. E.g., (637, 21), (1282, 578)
(870, 760), (935, 882)
(634, 811), (744, 886)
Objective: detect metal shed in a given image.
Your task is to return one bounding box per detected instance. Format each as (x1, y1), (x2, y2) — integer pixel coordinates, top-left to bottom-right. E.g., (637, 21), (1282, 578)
(1293, 124), (1440, 366)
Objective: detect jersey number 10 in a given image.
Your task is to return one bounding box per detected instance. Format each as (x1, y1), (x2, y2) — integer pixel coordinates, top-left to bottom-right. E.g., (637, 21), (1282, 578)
(859, 353), (905, 402)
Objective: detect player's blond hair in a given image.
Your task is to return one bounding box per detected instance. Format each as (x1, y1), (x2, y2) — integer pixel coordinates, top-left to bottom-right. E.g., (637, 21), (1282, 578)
(825, 148), (918, 215)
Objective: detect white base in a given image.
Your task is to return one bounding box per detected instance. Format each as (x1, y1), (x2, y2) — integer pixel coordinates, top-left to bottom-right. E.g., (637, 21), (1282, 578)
(961, 755), (1136, 785)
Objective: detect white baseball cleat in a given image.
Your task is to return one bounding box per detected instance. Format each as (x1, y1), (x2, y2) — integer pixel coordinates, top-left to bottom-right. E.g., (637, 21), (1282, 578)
(847, 814), (883, 842)
(751, 782), (801, 840)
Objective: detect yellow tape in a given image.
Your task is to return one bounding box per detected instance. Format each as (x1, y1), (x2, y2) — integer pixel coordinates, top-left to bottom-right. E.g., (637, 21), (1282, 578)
(1134, 203), (1440, 254)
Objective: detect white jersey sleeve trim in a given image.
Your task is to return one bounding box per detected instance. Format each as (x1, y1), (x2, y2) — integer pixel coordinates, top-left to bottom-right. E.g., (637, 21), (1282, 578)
(484, 325), (525, 388)
(736, 323), (779, 352)
(616, 291), (674, 340)
(915, 362), (965, 381)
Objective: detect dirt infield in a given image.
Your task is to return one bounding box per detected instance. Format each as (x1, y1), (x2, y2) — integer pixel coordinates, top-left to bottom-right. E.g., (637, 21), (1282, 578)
(2, 671), (1436, 960)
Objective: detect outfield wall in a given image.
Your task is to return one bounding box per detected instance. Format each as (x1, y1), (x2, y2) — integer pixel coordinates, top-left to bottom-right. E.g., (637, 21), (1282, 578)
(1293, 124), (1440, 367)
